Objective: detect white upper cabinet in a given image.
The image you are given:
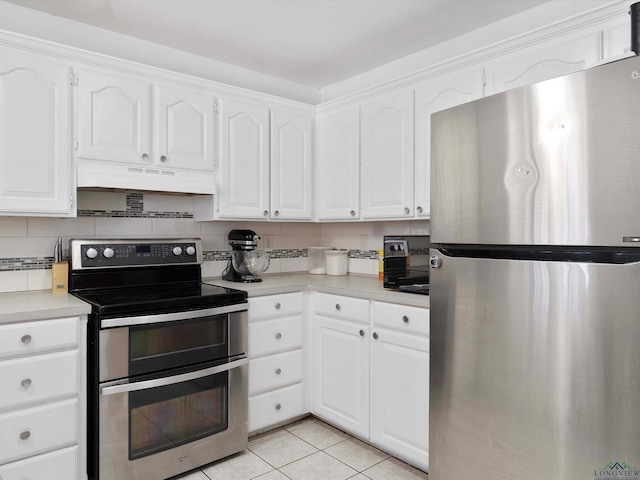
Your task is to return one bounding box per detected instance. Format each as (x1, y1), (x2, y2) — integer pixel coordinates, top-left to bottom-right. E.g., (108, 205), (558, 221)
(316, 107), (360, 220)
(270, 110), (312, 220)
(156, 83), (215, 171)
(77, 68), (152, 165)
(414, 69), (484, 218)
(217, 98), (270, 219)
(0, 46), (73, 216)
(485, 30), (602, 96)
(360, 90), (414, 219)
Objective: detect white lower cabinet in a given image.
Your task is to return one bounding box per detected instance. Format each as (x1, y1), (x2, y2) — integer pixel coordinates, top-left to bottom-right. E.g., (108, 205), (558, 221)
(0, 316), (86, 479)
(311, 294), (430, 470)
(247, 293), (307, 433)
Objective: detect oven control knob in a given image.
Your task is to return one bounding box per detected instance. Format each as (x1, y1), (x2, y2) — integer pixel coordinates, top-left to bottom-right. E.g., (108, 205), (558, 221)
(185, 246), (196, 256)
(103, 247), (115, 259)
(86, 247), (98, 259)
(172, 246), (183, 256)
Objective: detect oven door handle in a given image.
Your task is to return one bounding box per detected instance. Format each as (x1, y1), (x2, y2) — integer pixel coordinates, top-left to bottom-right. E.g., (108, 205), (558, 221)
(100, 302), (249, 328)
(100, 357), (249, 396)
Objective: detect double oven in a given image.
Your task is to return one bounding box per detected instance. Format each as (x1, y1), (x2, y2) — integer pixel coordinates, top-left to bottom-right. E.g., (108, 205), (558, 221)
(69, 239), (249, 480)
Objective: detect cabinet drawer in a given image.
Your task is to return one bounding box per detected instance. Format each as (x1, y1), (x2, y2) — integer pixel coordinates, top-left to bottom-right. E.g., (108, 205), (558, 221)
(372, 302), (429, 336)
(0, 351), (79, 410)
(0, 445), (78, 479)
(249, 293), (303, 322)
(314, 293), (369, 324)
(248, 383), (305, 433)
(249, 317), (302, 358)
(0, 399), (78, 465)
(0, 317), (79, 358)
(249, 349), (303, 396)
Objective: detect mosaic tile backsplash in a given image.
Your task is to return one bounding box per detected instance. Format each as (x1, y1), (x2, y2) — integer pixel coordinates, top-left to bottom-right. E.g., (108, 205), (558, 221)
(0, 191), (429, 292)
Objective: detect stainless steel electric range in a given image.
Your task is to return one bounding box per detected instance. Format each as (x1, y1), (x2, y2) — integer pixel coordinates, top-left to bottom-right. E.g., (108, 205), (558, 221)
(69, 238), (249, 480)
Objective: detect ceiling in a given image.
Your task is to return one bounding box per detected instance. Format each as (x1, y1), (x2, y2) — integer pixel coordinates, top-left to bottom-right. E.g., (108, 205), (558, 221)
(7, 0), (550, 88)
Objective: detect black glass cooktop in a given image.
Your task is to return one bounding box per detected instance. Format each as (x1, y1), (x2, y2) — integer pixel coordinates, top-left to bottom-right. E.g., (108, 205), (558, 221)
(73, 282), (247, 316)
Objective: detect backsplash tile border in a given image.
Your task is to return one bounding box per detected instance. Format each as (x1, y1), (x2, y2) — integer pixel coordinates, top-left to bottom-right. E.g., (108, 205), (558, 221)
(1, 249), (379, 271)
(78, 192), (193, 219)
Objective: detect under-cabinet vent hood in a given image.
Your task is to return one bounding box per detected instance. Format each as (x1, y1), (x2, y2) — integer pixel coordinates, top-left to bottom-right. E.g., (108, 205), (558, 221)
(77, 161), (216, 195)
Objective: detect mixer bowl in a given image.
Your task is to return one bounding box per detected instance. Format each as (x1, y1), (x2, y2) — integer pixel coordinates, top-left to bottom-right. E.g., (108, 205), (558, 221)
(231, 250), (270, 276)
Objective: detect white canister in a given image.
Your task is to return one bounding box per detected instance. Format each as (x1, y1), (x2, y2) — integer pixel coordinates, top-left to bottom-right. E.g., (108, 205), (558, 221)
(325, 249), (348, 276)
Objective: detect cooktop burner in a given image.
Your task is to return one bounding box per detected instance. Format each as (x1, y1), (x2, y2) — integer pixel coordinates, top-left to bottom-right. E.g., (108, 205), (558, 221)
(73, 282), (247, 316)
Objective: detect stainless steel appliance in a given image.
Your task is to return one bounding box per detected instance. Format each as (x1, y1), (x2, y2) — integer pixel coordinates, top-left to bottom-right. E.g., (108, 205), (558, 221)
(383, 235), (430, 294)
(429, 55), (640, 480)
(69, 239), (249, 480)
(222, 229), (270, 282)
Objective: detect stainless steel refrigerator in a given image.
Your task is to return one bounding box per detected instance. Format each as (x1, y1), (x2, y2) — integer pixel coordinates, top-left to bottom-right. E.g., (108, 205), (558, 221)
(429, 55), (640, 480)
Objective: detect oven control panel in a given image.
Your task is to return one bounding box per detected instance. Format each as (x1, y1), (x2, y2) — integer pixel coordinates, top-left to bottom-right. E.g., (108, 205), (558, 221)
(70, 239), (203, 269)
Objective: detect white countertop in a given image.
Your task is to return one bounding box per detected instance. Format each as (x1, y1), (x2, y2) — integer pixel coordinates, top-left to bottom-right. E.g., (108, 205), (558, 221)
(0, 290), (91, 325)
(0, 273), (427, 326)
(204, 273), (430, 308)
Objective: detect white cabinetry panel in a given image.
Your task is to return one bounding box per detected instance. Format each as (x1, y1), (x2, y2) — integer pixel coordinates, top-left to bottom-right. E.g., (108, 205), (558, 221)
(0, 46), (72, 216)
(316, 107), (360, 220)
(360, 90), (414, 219)
(78, 68), (152, 165)
(0, 445), (78, 480)
(218, 98), (270, 219)
(270, 110), (312, 219)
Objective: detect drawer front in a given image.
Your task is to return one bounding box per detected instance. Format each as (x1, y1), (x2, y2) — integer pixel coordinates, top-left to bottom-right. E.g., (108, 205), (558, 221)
(249, 349), (303, 396)
(249, 317), (302, 358)
(0, 317), (79, 359)
(372, 301), (429, 336)
(0, 351), (79, 410)
(249, 293), (304, 322)
(0, 445), (78, 480)
(314, 293), (369, 324)
(248, 383), (305, 433)
(0, 399), (78, 465)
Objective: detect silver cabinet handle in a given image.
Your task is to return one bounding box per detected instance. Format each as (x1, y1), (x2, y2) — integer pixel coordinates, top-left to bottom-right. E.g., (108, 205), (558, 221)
(275, 332), (282, 340)
(416, 206), (423, 213)
(275, 368), (282, 375)
(350, 210), (356, 216)
(335, 304), (341, 311)
(20, 430), (30, 440)
(275, 303), (281, 310)
(275, 403), (282, 411)
(21, 378), (32, 389)
(101, 357), (248, 396)
(372, 332), (379, 340)
(263, 210), (269, 217)
(274, 210), (280, 217)
(402, 315), (409, 324)
(404, 207), (410, 214)
(160, 155), (167, 162)
(359, 329), (365, 337)
(141, 153), (149, 161)
(21, 334), (32, 345)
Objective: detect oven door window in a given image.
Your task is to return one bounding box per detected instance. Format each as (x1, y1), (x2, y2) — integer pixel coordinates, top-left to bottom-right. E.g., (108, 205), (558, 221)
(129, 315), (227, 376)
(129, 369), (228, 460)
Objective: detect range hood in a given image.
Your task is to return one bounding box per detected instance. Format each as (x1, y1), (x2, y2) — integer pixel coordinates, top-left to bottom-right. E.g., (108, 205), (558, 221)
(77, 161), (216, 195)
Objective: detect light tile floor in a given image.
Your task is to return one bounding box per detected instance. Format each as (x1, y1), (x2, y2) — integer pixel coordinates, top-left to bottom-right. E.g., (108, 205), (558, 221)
(174, 416), (428, 480)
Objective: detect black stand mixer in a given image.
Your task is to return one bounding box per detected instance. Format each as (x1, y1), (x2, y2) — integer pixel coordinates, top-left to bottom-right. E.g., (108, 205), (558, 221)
(222, 229), (270, 282)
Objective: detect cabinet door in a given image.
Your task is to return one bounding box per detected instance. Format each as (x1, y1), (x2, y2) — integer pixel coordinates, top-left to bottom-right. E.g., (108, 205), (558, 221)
(316, 108), (360, 220)
(157, 85), (215, 171)
(0, 47), (72, 215)
(371, 328), (429, 470)
(361, 91), (414, 219)
(270, 110), (312, 220)
(414, 69), (483, 218)
(77, 68), (152, 165)
(217, 98), (270, 219)
(312, 315), (369, 438)
(485, 30), (601, 96)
